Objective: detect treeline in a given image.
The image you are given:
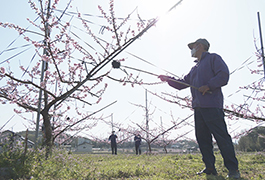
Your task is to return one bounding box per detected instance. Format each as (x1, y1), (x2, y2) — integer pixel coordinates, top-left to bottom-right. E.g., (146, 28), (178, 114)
(236, 126), (265, 152)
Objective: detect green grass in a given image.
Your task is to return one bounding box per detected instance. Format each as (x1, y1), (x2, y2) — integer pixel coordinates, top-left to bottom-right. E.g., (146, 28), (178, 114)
(68, 152), (264, 180)
(1, 148), (265, 179)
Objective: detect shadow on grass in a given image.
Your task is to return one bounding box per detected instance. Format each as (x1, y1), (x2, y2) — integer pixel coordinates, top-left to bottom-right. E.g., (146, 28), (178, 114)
(205, 174), (247, 180)
(203, 174), (225, 180)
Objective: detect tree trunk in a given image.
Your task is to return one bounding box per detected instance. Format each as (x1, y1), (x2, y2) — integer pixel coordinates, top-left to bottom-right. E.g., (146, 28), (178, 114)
(147, 142), (152, 154)
(42, 109), (53, 158)
(163, 145), (167, 154)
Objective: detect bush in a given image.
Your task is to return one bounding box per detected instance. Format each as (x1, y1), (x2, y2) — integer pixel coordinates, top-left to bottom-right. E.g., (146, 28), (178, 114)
(0, 142), (40, 179)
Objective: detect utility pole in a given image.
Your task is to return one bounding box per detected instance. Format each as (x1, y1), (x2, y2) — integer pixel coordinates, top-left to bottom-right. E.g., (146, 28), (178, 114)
(34, 0), (51, 148)
(257, 12), (265, 77)
(52, 80), (58, 128)
(111, 113), (114, 132)
(160, 116), (164, 141)
(145, 89), (149, 143)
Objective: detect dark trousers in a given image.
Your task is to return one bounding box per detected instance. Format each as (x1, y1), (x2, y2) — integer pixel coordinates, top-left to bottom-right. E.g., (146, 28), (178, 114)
(194, 108), (238, 171)
(111, 144), (117, 155)
(135, 144), (141, 155)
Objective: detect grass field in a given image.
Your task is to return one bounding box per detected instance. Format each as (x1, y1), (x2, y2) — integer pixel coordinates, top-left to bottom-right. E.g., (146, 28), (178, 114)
(1, 148), (265, 179)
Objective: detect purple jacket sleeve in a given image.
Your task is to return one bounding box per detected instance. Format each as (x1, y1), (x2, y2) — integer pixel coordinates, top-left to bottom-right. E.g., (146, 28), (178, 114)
(167, 75), (190, 90)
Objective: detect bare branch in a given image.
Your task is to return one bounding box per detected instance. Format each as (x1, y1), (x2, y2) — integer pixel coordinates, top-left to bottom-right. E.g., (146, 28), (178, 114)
(54, 100), (117, 139)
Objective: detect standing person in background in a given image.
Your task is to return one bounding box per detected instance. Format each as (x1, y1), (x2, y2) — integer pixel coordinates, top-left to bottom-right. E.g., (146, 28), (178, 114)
(108, 131), (117, 155)
(158, 38), (240, 179)
(134, 134), (142, 155)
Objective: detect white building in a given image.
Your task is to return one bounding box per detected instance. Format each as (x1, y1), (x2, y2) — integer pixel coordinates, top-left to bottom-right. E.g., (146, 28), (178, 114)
(76, 137), (93, 153)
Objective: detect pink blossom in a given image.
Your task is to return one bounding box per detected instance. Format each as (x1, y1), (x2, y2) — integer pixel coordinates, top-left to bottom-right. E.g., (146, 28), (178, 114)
(0, 67), (5, 74)
(96, 97), (102, 104)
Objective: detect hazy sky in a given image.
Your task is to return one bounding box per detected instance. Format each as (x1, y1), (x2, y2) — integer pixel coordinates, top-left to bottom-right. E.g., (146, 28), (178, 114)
(1, 0), (265, 141)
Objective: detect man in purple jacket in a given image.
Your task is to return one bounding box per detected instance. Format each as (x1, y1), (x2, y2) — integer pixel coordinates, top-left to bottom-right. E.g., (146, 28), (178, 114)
(158, 38), (240, 179)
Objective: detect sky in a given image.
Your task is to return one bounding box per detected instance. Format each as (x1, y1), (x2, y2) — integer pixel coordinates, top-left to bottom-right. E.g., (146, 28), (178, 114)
(0, 0), (265, 142)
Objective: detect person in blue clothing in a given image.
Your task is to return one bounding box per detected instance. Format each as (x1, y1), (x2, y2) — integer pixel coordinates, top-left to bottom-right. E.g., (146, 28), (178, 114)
(134, 134), (142, 155)
(158, 38), (240, 179)
(108, 131), (117, 155)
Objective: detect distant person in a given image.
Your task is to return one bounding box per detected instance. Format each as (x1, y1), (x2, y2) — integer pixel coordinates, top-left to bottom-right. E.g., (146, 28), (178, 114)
(108, 131), (117, 155)
(158, 38), (240, 179)
(134, 134), (142, 155)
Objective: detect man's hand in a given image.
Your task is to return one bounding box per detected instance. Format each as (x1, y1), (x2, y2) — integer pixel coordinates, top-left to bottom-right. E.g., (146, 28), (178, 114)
(158, 75), (170, 82)
(198, 85), (210, 95)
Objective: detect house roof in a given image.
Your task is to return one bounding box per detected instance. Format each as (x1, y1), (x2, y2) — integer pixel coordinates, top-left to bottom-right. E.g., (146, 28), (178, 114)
(77, 141), (93, 146)
(0, 130), (35, 145)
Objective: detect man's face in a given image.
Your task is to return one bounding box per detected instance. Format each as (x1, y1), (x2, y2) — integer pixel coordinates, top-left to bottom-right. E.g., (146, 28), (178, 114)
(191, 43), (203, 57)
(191, 43), (199, 57)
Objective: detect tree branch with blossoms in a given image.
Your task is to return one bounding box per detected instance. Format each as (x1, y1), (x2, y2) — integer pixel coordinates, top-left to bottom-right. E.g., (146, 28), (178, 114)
(0, 0), (158, 156)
